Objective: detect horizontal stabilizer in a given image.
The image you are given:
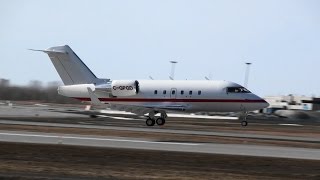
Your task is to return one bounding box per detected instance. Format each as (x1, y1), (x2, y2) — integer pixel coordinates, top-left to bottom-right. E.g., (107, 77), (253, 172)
(28, 49), (67, 54)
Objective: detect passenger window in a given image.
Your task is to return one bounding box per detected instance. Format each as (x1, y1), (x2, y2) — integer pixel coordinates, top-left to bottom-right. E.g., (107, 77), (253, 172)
(189, 91), (192, 95)
(163, 90), (167, 94)
(198, 90), (201, 95)
(181, 90), (184, 95)
(154, 90), (157, 94)
(172, 90), (176, 95)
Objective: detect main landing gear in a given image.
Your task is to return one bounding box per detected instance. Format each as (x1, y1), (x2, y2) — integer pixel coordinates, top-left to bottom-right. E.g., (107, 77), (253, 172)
(240, 111), (248, 127)
(145, 110), (167, 126)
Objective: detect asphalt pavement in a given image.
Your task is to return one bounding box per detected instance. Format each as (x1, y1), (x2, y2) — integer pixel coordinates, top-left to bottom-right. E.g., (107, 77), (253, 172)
(0, 130), (319, 160)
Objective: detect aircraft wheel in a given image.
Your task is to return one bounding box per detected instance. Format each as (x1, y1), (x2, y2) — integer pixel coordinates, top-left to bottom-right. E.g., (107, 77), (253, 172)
(241, 121), (248, 126)
(156, 117), (165, 126)
(146, 118), (155, 126)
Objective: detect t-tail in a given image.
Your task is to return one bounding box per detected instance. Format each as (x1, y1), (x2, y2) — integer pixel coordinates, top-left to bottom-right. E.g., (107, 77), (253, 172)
(30, 45), (108, 85)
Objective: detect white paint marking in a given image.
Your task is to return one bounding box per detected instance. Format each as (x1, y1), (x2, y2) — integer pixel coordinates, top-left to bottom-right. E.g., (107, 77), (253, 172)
(278, 124), (303, 127)
(99, 115), (144, 121)
(0, 132), (199, 146)
(168, 113), (238, 120)
(78, 122), (94, 125)
(100, 110), (135, 115)
(98, 109), (237, 120)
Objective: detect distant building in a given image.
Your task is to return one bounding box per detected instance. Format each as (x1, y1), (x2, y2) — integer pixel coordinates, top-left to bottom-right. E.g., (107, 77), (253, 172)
(0, 79), (10, 87)
(263, 95), (320, 113)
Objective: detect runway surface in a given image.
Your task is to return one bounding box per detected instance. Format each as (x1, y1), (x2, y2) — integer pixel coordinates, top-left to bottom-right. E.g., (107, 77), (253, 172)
(0, 119), (319, 143)
(0, 130), (319, 160)
(1, 104), (320, 162)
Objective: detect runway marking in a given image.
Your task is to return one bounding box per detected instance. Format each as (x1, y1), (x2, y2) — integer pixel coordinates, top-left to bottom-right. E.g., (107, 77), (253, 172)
(99, 115), (145, 121)
(78, 122), (94, 125)
(168, 113), (238, 120)
(278, 124), (303, 127)
(1, 120), (319, 143)
(100, 110), (135, 115)
(0, 132), (199, 146)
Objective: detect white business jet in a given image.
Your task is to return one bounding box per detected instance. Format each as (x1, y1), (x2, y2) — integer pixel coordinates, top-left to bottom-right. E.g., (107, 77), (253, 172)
(31, 45), (269, 126)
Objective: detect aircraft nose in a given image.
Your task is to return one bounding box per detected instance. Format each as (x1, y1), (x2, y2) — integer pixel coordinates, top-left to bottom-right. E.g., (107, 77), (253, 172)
(260, 98), (269, 109)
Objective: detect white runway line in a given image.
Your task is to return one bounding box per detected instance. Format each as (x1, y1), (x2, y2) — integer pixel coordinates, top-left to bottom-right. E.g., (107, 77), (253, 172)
(278, 124), (304, 127)
(100, 110), (135, 115)
(99, 115), (145, 121)
(1, 119), (319, 142)
(78, 122), (94, 125)
(168, 113), (238, 120)
(0, 132), (199, 146)
(99, 109), (238, 120)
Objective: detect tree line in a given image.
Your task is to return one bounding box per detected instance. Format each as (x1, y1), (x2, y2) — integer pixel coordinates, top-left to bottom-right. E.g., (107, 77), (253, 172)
(0, 79), (80, 104)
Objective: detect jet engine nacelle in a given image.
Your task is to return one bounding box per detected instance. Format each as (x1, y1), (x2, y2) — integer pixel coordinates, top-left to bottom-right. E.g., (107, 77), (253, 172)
(58, 84), (95, 97)
(111, 80), (139, 97)
(57, 80), (139, 98)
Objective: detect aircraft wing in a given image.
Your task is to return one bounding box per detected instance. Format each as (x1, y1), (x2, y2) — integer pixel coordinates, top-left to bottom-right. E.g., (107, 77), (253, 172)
(107, 103), (187, 116)
(86, 87), (187, 115)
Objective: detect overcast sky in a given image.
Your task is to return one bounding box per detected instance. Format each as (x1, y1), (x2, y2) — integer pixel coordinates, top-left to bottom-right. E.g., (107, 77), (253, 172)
(0, 0), (319, 96)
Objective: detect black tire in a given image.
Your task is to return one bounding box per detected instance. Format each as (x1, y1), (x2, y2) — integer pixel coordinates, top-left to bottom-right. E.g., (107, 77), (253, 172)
(90, 115), (98, 118)
(146, 118), (155, 126)
(156, 117), (165, 126)
(241, 121), (248, 126)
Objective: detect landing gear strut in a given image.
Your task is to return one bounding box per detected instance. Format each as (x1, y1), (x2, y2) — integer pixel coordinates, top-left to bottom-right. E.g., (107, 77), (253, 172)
(145, 110), (167, 126)
(240, 111), (248, 127)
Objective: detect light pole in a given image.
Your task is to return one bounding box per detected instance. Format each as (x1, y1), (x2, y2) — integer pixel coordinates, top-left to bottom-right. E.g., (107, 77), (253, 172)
(169, 61), (177, 80)
(244, 62), (252, 88)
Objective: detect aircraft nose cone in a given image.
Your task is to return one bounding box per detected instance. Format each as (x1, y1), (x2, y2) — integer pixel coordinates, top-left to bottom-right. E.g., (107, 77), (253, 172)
(260, 99), (269, 109)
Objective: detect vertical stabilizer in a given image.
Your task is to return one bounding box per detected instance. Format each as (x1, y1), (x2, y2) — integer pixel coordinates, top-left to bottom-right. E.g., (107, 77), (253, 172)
(35, 45), (101, 85)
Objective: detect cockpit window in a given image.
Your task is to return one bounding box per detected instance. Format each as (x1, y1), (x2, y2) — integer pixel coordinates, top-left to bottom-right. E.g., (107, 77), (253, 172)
(227, 87), (251, 93)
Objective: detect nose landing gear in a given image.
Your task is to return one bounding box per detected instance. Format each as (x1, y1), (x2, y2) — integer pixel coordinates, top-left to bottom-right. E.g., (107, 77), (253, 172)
(240, 111), (248, 127)
(241, 119), (248, 126)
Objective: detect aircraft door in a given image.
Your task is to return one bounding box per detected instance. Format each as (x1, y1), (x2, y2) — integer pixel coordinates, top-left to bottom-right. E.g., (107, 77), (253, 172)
(170, 88), (177, 99)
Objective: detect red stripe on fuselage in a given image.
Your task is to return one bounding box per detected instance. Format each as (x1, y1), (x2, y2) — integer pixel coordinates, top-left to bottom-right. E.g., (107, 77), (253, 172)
(73, 97), (265, 103)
